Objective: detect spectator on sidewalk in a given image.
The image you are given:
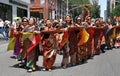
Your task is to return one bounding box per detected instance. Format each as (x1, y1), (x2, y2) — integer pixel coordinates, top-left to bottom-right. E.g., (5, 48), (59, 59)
(0, 19), (7, 40)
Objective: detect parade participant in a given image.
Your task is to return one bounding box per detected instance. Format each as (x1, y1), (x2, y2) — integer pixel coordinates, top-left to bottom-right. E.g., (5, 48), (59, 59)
(83, 17), (92, 59)
(75, 16), (82, 27)
(112, 16), (117, 26)
(60, 14), (78, 67)
(86, 17), (95, 59)
(78, 17), (90, 62)
(114, 17), (120, 48)
(60, 15), (69, 68)
(52, 19), (60, 28)
(105, 18), (113, 50)
(115, 33), (120, 48)
(8, 17), (27, 60)
(99, 17), (106, 26)
(74, 16), (85, 64)
(94, 19), (101, 55)
(24, 17), (40, 72)
(13, 22), (23, 60)
(68, 16), (79, 66)
(94, 19), (105, 55)
(41, 19), (57, 71)
(82, 17), (91, 27)
(99, 17), (106, 53)
(17, 17), (29, 67)
(116, 16), (120, 26)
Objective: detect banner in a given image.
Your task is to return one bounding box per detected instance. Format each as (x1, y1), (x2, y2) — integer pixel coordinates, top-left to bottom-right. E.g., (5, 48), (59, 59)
(27, 34), (41, 53)
(77, 28), (89, 46)
(7, 32), (34, 51)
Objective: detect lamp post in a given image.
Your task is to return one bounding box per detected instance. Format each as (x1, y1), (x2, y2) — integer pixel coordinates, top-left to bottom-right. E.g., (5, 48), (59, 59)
(67, 0), (68, 14)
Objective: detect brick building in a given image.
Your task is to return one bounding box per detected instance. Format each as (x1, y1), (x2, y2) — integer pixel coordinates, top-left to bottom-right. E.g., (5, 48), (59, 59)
(30, 0), (56, 19)
(30, 0), (66, 19)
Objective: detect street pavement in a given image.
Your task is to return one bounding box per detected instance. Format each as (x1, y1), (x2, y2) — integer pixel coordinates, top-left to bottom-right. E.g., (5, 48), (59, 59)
(0, 41), (120, 76)
(0, 34), (8, 45)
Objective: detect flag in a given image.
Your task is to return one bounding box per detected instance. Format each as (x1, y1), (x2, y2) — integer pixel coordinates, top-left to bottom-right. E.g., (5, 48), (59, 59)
(82, 5), (90, 21)
(27, 34), (41, 53)
(7, 37), (16, 51)
(59, 31), (69, 49)
(7, 32), (34, 51)
(22, 32), (34, 41)
(77, 28), (89, 46)
(83, 28), (89, 43)
(112, 27), (116, 39)
(87, 27), (94, 41)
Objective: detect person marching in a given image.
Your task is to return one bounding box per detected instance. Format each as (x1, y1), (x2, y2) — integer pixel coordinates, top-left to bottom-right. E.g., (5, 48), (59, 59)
(8, 17), (28, 61)
(41, 19), (57, 71)
(18, 17), (40, 72)
(26, 17), (40, 72)
(60, 14), (78, 68)
(74, 16), (85, 64)
(105, 18), (113, 50)
(86, 17), (95, 59)
(94, 18), (105, 55)
(17, 17), (29, 67)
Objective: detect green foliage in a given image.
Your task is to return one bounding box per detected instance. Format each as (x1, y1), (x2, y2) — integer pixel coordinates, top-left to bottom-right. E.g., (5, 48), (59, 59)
(116, 0), (120, 1)
(110, 6), (120, 17)
(66, 0), (90, 17)
(90, 4), (100, 18)
(64, 0), (100, 18)
(68, 0), (90, 4)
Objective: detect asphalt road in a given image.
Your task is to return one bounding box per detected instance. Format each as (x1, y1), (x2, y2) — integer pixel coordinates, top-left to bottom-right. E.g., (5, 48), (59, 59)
(0, 42), (120, 76)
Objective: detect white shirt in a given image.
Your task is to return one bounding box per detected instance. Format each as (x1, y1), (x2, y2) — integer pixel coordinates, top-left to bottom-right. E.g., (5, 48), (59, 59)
(12, 21), (17, 29)
(0, 21), (4, 27)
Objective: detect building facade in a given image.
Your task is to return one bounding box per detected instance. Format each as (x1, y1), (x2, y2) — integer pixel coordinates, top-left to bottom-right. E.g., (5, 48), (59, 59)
(106, 0), (120, 19)
(115, 0), (120, 6)
(30, 0), (66, 19)
(0, 0), (30, 21)
(107, 0), (115, 17)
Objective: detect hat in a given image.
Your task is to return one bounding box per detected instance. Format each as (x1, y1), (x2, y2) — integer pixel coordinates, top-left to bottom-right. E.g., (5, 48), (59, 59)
(53, 19), (58, 23)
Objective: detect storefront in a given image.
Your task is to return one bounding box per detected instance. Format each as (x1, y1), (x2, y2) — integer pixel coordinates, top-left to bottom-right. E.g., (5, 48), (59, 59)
(0, 3), (12, 21)
(0, 0), (30, 22)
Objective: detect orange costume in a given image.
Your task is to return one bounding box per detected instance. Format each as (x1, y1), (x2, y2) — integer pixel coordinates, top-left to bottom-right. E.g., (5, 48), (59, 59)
(42, 29), (58, 70)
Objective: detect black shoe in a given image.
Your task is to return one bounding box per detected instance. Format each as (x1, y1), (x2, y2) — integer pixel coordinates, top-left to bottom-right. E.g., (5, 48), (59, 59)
(95, 52), (100, 55)
(69, 63), (76, 67)
(46, 68), (52, 71)
(102, 50), (105, 53)
(107, 47), (113, 50)
(101, 49), (105, 53)
(18, 63), (25, 68)
(110, 47), (113, 50)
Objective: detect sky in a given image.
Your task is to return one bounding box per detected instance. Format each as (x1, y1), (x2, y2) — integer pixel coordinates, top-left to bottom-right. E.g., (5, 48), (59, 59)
(98, 0), (107, 19)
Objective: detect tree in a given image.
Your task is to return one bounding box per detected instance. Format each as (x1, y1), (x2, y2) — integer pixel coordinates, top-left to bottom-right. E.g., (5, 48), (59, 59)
(63, 0), (100, 19)
(90, 4), (100, 18)
(110, 6), (120, 17)
(63, 0), (90, 17)
(68, 0), (90, 4)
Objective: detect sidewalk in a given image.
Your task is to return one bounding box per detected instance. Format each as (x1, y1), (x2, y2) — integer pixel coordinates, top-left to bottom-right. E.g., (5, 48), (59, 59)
(0, 34), (8, 43)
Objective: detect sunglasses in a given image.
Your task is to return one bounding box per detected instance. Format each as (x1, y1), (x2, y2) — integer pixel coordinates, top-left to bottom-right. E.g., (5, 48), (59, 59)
(23, 21), (27, 22)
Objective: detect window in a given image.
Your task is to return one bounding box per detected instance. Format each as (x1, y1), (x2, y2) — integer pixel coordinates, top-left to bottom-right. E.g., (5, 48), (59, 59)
(0, 3), (12, 21)
(30, 0), (35, 3)
(17, 7), (27, 18)
(41, 0), (45, 4)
